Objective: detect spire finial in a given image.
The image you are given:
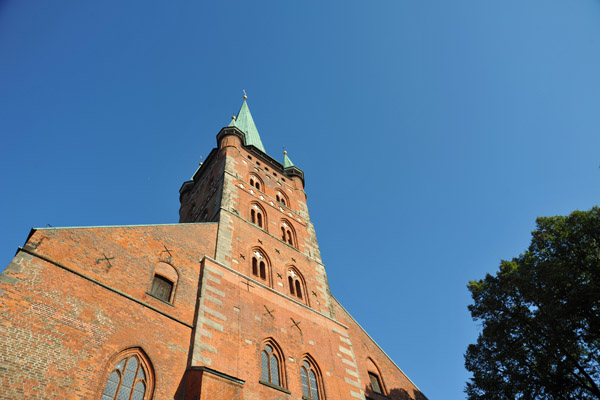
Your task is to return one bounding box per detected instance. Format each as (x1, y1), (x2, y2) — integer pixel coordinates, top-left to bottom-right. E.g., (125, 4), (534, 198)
(232, 115), (236, 120)
(243, 89), (247, 100)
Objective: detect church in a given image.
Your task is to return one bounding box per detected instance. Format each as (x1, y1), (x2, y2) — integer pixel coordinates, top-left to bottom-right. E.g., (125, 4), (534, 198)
(0, 96), (426, 400)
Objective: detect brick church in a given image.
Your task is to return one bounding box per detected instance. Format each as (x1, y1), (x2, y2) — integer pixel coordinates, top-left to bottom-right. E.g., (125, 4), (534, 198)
(0, 96), (426, 400)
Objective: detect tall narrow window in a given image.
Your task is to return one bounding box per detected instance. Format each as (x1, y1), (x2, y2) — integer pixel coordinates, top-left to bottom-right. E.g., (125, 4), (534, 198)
(249, 174), (263, 191)
(288, 276), (295, 296)
(288, 268), (306, 303)
(251, 249), (268, 282)
(250, 203), (266, 229)
(281, 220), (295, 247)
(101, 350), (153, 400)
(260, 344), (281, 386)
(276, 191), (288, 207)
(300, 358), (322, 400)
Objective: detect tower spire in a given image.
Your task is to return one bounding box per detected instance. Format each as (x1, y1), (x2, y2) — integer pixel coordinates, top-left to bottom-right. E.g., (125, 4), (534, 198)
(283, 150), (295, 169)
(229, 92), (266, 153)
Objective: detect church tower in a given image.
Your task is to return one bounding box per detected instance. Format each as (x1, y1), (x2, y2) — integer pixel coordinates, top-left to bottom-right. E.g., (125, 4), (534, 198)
(0, 95), (426, 400)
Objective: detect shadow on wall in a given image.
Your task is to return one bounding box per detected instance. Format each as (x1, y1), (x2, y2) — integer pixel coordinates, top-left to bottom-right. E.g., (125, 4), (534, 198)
(365, 386), (428, 400)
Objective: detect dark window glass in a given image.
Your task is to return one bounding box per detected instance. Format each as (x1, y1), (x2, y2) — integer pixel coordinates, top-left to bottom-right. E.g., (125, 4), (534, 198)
(300, 360), (321, 399)
(259, 261), (266, 279)
(289, 276), (295, 296)
(261, 344), (281, 386)
(270, 354), (280, 386)
(301, 366), (309, 396)
(369, 372), (383, 394)
(295, 280), (302, 300)
(261, 350), (269, 381)
(150, 275), (173, 302)
(251, 209), (256, 224)
(309, 370), (319, 399)
(102, 355), (147, 400)
(252, 258), (258, 276)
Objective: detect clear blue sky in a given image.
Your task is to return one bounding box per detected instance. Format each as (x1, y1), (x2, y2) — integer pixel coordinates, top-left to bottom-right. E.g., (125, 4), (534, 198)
(1, 1), (599, 399)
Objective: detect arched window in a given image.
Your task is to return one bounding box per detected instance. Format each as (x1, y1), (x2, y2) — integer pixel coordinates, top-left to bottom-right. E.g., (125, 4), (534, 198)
(101, 349), (153, 400)
(275, 191), (288, 207)
(287, 267), (306, 302)
(250, 203), (266, 229)
(149, 262), (178, 303)
(260, 341), (285, 388)
(366, 357), (386, 395)
(280, 219), (296, 247)
(300, 356), (323, 400)
(249, 174), (263, 191)
(251, 249), (269, 282)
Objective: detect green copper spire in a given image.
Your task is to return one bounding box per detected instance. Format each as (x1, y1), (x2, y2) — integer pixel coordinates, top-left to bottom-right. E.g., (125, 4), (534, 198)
(283, 150), (295, 168)
(230, 94), (266, 153)
(228, 115), (237, 127)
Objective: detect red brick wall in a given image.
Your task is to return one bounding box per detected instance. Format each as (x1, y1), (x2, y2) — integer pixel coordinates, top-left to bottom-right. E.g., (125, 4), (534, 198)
(0, 223), (218, 400)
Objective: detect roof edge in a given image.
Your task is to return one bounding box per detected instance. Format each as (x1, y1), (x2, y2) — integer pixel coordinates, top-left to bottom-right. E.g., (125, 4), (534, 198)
(329, 294), (427, 398)
(35, 222), (218, 231)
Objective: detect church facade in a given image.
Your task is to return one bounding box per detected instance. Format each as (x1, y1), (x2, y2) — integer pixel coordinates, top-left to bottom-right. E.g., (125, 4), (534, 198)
(0, 97), (426, 400)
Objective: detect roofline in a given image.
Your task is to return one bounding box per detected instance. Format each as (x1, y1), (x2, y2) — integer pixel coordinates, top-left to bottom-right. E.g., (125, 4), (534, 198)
(329, 295), (427, 398)
(216, 126), (305, 183)
(34, 222), (218, 230)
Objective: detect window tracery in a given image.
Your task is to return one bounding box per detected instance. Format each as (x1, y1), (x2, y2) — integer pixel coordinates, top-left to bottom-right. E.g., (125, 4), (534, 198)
(300, 356), (323, 400)
(280, 219), (296, 247)
(249, 174), (263, 191)
(251, 249), (269, 282)
(287, 267), (306, 302)
(250, 203), (266, 229)
(101, 349), (153, 400)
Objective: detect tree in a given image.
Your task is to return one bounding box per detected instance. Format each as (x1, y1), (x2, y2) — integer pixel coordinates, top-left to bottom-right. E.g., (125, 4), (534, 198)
(465, 207), (600, 400)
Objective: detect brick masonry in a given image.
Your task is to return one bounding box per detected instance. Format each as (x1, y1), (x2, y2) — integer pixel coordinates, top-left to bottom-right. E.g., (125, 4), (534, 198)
(0, 121), (426, 400)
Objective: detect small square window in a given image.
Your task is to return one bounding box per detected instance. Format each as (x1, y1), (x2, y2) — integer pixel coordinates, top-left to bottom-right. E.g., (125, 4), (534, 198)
(150, 275), (173, 303)
(368, 372), (383, 394)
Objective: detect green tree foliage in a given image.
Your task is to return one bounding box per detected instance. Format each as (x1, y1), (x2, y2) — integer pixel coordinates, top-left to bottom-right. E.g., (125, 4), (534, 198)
(465, 207), (600, 400)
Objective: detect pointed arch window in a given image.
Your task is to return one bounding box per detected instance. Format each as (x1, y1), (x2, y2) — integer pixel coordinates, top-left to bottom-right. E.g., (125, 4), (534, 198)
(251, 249), (269, 282)
(249, 174), (263, 191)
(275, 191), (288, 207)
(250, 203), (266, 229)
(288, 267), (305, 302)
(280, 219), (296, 247)
(366, 357), (386, 396)
(260, 344), (281, 386)
(300, 357), (323, 400)
(101, 349), (153, 400)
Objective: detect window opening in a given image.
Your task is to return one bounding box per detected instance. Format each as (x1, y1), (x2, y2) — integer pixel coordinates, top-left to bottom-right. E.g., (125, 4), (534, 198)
(251, 204), (265, 229)
(281, 220), (295, 247)
(102, 352), (151, 400)
(300, 360), (321, 399)
(368, 372), (383, 394)
(288, 268), (305, 302)
(276, 192), (288, 207)
(289, 276), (295, 296)
(261, 344), (280, 386)
(252, 250), (267, 281)
(150, 275), (173, 303)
